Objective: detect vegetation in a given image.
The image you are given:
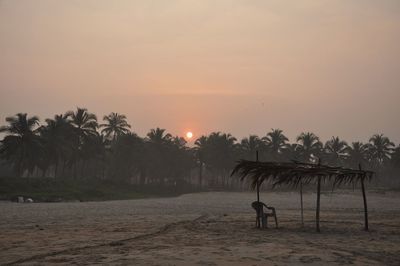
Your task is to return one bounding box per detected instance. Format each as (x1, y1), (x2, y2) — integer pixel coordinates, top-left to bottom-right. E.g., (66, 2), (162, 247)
(0, 177), (188, 202)
(0, 108), (399, 201)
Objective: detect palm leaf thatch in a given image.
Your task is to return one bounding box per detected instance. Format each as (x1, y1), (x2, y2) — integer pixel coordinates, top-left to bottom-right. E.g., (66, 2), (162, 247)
(231, 160), (374, 189)
(232, 159), (374, 232)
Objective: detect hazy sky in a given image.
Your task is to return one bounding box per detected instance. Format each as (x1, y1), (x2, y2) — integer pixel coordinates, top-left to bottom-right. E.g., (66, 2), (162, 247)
(1, 0), (399, 143)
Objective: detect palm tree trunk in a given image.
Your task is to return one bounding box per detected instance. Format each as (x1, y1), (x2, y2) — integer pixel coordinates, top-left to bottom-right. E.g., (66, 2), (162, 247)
(16, 165), (22, 178)
(54, 160), (59, 179)
(102, 161), (106, 180)
(300, 182), (304, 227)
(81, 160), (86, 179)
(139, 168), (146, 185)
(316, 177), (321, 232)
(102, 154), (106, 180)
(198, 161), (203, 188)
(61, 160), (66, 178)
(73, 161), (78, 180)
(42, 167), (47, 178)
(17, 157), (23, 178)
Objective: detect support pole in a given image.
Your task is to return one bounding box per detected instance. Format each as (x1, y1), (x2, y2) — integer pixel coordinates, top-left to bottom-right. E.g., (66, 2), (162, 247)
(255, 151), (261, 228)
(359, 164), (369, 231)
(316, 176), (321, 232)
(300, 182), (304, 227)
(256, 150), (260, 204)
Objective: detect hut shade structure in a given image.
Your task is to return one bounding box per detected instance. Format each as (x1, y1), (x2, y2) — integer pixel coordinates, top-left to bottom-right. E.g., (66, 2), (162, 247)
(231, 160), (374, 232)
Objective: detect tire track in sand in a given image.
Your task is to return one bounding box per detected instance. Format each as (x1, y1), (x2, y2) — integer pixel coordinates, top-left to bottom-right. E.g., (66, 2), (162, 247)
(2, 214), (208, 266)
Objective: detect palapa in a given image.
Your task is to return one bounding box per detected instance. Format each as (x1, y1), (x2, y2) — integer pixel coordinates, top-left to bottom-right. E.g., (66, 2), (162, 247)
(231, 159), (374, 232)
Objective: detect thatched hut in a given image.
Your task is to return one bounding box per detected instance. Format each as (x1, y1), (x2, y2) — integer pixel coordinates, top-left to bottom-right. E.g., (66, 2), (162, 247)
(231, 159), (374, 232)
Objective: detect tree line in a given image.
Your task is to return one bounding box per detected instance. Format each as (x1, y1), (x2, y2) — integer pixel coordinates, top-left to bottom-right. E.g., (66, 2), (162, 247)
(1, 108), (399, 188)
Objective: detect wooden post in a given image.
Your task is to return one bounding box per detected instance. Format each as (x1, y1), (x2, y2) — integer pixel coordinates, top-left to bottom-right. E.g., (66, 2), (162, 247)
(300, 182), (304, 227)
(316, 176), (321, 232)
(255, 150), (261, 228)
(256, 150), (260, 203)
(359, 164), (369, 231)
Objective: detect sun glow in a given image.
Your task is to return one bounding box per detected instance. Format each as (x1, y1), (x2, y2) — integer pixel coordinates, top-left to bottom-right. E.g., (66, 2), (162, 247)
(186, 131), (193, 139)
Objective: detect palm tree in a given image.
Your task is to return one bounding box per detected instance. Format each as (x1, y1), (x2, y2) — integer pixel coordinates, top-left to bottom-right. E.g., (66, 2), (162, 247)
(202, 132), (237, 187)
(65, 108), (98, 178)
(143, 129), (192, 186)
(108, 132), (144, 183)
(81, 132), (109, 179)
(66, 107), (98, 138)
(263, 129), (288, 160)
(282, 143), (302, 162)
(368, 134), (394, 167)
(194, 135), (208, 187)
(346, 142), (368, 169)
(166, 136), (193, 186)
(146, 128), (172, 145)
(172, 136), (187, 149)
(391, 145), (400, 169)
(145, 128), (173, 184)
(240, 135), (264, 160)
(296, 132), (322, 163)
(39, 114), (73, 177)
(100, 112), (131, 141)
(194, 136), (208, 154)
(0, 113), (42, 177)
(324, 136), (348, 166)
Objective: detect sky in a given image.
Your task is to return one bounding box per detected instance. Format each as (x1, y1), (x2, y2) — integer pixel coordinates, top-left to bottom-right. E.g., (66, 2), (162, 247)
(0, 0), (399, 144)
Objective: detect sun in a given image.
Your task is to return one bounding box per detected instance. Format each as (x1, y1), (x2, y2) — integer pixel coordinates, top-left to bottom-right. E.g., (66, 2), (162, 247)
(186, 131), (193, 139)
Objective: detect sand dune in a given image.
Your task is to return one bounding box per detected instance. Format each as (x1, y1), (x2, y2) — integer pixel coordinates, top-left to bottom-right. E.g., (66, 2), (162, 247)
(1, 191), (400, 265)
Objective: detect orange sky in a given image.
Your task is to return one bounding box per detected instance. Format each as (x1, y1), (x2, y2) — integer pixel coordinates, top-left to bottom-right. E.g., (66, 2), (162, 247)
(0, 0), (399, 143)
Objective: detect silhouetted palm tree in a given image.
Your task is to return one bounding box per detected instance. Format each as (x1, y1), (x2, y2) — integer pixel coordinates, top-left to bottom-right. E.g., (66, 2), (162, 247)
(324, 136), (348, 166)
(39, 114), (73, 177)
(147, 128), (172, 145)
(0, 113), (42, 176)
(166, 136), (193, 185)
(194, 135), (208, 187)
(282, 143), (302, 162)
(66, 107), (98, 138)
(172, 136), (187, 149)
(240, 135), (264, 160)
(263, 129), (288, 160)
(202, 132), (237, 187)
(82, 133), (109, 179)
(368, 134), (394, 167)
(345, 142), (369, 168)
(391, 145), (400, 169)
(65, 108), (98, 178)
(1, 108), (400, 189)
(296, 132), (322, 162)
(108, 132), (144, 182)
(100, 112), (131, 141)
(145, 128), (174, 184)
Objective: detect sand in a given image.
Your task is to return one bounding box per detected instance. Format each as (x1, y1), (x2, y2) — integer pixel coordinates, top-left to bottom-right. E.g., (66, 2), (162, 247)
(0, 191), (400, 265)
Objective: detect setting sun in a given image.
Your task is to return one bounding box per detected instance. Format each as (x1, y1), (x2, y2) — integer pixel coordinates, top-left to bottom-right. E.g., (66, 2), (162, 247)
(186, 131), (193, 139)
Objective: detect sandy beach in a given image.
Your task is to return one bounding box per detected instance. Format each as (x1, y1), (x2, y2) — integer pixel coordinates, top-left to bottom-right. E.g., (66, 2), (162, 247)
(1, 191), (400, 265)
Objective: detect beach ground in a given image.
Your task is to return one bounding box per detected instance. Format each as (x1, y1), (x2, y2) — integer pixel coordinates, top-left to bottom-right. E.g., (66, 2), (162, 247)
(1, 191), (399, 265)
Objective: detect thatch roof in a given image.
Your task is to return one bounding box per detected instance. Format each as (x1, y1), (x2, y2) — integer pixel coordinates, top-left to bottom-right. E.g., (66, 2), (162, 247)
(231, 160), (374, 189)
